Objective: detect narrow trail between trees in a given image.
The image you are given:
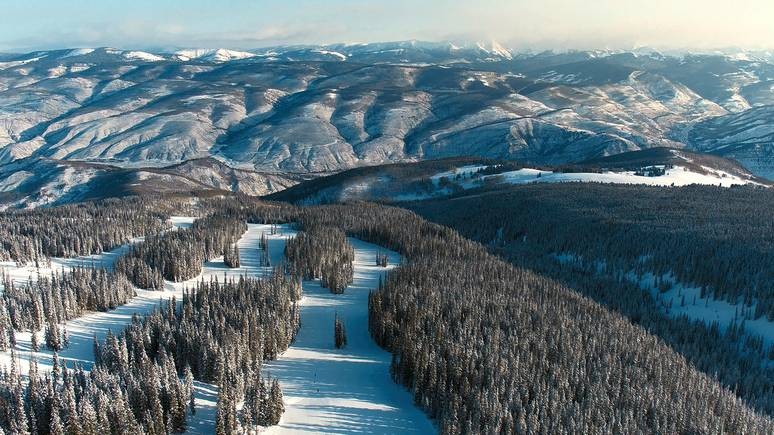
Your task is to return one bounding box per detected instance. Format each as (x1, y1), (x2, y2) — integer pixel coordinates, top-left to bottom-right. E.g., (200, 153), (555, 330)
(264, 236), (434, 434)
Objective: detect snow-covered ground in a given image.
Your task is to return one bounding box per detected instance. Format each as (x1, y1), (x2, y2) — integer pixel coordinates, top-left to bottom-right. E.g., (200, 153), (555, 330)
(263, 237), (434, 434)
(0, 218), (284, 432)
(430, 165), (488, 183)
(555, 253), (774, 356)
(0, 216), (192, 287)
(634, 271), (774, 350)
(434, 165), (762, 189)
(487, 166), (761, 187)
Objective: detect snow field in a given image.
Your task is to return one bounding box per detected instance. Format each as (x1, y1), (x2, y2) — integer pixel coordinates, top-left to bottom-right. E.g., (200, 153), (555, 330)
(435, 165), (761, 189)
(555, 253), (774, 361)
(633, 271), (774, 350)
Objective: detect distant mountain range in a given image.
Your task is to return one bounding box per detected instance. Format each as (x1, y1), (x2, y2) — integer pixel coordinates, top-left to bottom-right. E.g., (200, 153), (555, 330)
(0, 41), (772, 207)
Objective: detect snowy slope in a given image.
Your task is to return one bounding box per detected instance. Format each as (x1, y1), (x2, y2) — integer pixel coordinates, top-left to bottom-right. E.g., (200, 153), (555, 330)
(0, 217), (194, 373)
(263, 237), (435, 434)
(634, 271), (774, 351)
(484, 166), (763, 187)
(173, 48), (255, 62)
(430, 159), (765, 188)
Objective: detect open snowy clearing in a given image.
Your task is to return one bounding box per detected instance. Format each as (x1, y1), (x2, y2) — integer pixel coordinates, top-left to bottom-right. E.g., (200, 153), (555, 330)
(487, 166), (761, 187)
(0, 216), (193, 287)
(634, 271), (774, 350)
(434, 165), (762, 189)
(555, 253), (774, 359)
(263, 236), (435, 434)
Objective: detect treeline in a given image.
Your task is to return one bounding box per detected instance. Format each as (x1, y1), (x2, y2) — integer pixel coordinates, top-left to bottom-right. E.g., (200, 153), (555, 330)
(281, 203), (774, 433)
(285, 226), (354, 293)
(0, 267), (135, 349)
(0, 269), (301, 434)
(105, 272), (299, 433)
(0, 348), (192, 434)
(0, 197), (169, 263)
(115, 214), (247, 287)
(408, 183), (774, 318)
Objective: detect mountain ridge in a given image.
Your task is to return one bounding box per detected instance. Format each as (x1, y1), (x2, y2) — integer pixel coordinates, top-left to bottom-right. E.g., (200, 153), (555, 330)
(1, 41), (773, 206)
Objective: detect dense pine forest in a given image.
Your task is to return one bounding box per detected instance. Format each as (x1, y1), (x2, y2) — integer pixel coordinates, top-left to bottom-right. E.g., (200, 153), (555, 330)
(0, 267), (136, 347)
(408, 184), (774, 415)
(0, 198), (169, 263)
(115, 214), (247, 287)
(100, 272), (300, 433)
(0, 270), (300, 434)
(284, 226), (355, 293)
(0, 346), (192, 433)
(0, 193), (771, 434)
(409, 183), (774, 318)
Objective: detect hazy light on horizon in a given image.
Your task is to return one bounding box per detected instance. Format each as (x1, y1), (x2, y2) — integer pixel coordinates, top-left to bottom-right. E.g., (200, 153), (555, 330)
(1, 0), (773, 52)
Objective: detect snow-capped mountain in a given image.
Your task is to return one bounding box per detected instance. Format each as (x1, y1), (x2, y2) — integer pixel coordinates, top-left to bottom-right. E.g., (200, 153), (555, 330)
(171, 48), (256, 62)
(0, 41), (772, 207)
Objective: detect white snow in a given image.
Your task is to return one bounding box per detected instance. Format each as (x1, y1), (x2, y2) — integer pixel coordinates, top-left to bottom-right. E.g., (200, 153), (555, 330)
(634, 271), (774, 350)
(60, 48), (95, 58)
(430, 165), (488, 183)
(314, 50), (347, 61)
(490, 166), (761, 187)
(555, 253), (774, 361)
(429, 165), (764, 191)
(124, 51), (165, 62)
(476, 40), (513, 60)
(174, 48), (256, 62)
(263, 236), (434, 434)
(0, 170), (32, 192)
(0, 56), (46, 70)
(0, 216), (191, 288)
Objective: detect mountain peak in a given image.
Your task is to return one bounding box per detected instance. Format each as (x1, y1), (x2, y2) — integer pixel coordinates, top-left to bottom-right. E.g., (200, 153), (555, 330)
(172, 48), (256, 62)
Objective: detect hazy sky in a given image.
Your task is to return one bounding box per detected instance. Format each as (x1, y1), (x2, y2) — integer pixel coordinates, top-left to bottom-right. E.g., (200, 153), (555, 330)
(1, 0), (773, 52)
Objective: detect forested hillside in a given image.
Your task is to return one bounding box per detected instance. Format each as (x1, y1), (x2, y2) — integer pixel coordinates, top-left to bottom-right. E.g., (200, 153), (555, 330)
(410, 183), (774, 318)
(408, 183), (774, 416)
(115, 213), (247, 287)
(0, 198), (169, 263)
(293, 203), (773, 433)
(0, 195), (772, 434)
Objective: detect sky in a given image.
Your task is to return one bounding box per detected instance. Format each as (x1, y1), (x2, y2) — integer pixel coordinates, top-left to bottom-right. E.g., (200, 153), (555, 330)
(1, 0), (773, 52)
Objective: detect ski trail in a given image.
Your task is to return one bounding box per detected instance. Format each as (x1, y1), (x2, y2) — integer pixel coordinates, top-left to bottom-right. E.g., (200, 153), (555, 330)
(0, 215), (193, 286)
(263, 237), (435, 434)
(186, 223), (295, 434)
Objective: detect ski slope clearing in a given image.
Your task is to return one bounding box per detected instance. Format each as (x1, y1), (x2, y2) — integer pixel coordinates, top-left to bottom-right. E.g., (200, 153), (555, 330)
(265, 238), (436, 434)
(263, 237), (435, 434)
(434, 166), (763, 189)
(556, 253), (774, 360)
(0, 218), (292, 433)
(635, 271), (774, 351)
(0, 216), (192, 286)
